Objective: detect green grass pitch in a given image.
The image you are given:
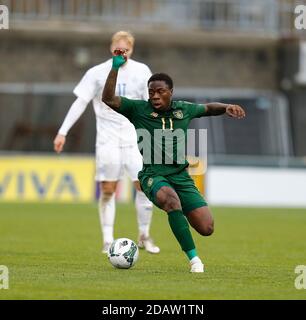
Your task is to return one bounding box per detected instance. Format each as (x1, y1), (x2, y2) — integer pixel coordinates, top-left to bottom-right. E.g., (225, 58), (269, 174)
(0, 202), (306, 300)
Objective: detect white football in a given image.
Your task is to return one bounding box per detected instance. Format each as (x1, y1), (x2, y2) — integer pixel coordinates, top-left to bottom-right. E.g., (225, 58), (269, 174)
(108, 238), (139, 269)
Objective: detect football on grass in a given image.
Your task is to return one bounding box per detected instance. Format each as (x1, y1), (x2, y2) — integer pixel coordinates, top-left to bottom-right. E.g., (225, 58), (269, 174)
(108, 238), (139, 269)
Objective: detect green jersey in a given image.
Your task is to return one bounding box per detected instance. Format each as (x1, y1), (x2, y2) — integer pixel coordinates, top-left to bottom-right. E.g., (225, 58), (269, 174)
(118, 97), (207, 176)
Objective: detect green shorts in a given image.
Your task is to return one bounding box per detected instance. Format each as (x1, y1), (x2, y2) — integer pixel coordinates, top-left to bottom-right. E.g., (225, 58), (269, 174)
(138, 168), (207, 216)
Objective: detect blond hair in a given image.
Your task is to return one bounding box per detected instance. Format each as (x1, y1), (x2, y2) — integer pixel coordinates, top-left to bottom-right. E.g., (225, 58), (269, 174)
(111, 31), (135, 48)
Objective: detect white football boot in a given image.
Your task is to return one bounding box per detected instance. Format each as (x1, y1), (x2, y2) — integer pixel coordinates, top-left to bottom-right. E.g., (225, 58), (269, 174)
(138, 235), (160, 254)
(102, 242), (111, 254)
(190, 257), (204, 273)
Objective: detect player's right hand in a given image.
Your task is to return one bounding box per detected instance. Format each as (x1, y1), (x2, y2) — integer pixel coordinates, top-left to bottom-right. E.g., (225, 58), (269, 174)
(112, 49), (127, 70)
(53, 134), (66, 153)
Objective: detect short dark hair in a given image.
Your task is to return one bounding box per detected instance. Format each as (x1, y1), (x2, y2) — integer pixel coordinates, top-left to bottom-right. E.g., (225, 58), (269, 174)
(148, 73), (173, 89)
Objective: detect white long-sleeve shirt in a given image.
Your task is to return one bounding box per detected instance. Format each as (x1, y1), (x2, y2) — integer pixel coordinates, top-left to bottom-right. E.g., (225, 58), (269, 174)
(58, 58), (152, 147)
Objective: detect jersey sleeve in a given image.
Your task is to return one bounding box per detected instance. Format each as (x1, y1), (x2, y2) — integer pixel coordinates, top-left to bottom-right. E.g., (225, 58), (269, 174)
(188, 102), (208, 119)
(73, 68), (98, 103)
(58, 97), (88, 136)
(118, 97), (140, 121)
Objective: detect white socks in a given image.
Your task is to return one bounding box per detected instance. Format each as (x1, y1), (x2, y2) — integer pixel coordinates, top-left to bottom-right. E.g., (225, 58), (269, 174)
(98, 192), (115, 244)
(135, 190), (153, 238)
(98, 190), (153, 244)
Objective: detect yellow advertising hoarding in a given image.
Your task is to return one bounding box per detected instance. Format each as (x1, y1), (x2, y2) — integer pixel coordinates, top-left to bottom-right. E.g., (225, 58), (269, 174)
(0, 155), (204, 202)
(187, 156), (206, 195)
(0, 155), (95, 202)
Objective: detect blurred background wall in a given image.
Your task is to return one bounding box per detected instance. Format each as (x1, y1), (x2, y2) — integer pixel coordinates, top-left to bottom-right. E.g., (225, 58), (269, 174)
(0, 0), (306, 205)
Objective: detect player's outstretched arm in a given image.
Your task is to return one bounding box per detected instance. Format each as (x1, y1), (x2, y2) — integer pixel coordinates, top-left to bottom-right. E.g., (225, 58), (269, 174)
(53, 97), (88, 153)
(102, 53), (126, 110)
(206, 102), (246, 119)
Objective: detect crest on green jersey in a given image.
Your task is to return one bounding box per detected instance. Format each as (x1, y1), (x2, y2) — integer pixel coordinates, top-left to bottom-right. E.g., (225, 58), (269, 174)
(147, 178), (154, 187)
(150, 112), (158, 118)
(173, 110), (183, 119)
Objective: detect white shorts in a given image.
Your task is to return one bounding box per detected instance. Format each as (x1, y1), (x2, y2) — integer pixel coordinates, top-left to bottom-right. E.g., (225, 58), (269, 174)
(95, 144), (143, 182)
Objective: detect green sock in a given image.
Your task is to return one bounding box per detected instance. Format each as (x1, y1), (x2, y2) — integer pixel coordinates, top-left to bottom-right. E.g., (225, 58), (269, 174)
(186, 248), (198, 260)
(167, 210), (196, 260)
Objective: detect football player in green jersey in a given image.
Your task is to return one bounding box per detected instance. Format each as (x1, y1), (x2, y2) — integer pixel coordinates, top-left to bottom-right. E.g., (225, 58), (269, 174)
(102, 53), (246, 272)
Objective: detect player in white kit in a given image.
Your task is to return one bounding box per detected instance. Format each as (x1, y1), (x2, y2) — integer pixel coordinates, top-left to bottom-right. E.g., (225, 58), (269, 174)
(53, 31), (160, 254)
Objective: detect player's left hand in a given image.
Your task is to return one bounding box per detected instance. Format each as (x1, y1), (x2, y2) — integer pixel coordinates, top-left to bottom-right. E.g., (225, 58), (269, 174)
(226, 104), (246, 119)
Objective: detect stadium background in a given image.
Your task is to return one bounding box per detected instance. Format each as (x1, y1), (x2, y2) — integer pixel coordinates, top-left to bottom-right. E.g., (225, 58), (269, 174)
(1, 0), (306, 300)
